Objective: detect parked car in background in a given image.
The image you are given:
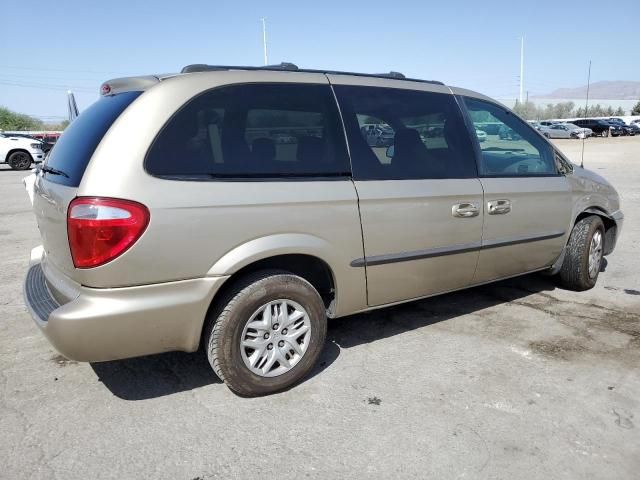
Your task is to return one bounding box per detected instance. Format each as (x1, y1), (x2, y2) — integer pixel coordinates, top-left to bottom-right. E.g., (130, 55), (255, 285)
(498, 124), (521, 140)
(628, 121), (640, 134)
(4, 132), (60, 153)
(0, 132), (45, 169)
(607, 118), (637, 136)
(539, 120), (560, 127)
(361, 124), (395, 146)
(23, 63), (624, 396)
(539, 123), (592, 139)
(475, 129), (487, 142)
(572, 119), (617, 137)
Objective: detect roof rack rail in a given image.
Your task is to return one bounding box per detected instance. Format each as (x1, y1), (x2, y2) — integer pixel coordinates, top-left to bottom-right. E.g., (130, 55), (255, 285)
(375, 71), (405, 79)
(181, 62), (298, 74)
(179, 63), (443, 85)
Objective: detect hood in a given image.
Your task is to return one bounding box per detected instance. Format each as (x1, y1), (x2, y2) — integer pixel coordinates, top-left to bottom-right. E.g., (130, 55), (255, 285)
(2, 135), (42, 147)
(573, 165), (610, 185)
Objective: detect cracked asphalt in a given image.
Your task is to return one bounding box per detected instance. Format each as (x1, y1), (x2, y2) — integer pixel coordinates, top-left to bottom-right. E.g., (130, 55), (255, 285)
(1, 137), (639, 479)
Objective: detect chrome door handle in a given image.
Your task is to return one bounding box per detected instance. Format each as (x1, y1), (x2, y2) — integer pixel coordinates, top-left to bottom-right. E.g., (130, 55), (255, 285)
(452, 203), (480, 218)
(488, 199), (512, 215)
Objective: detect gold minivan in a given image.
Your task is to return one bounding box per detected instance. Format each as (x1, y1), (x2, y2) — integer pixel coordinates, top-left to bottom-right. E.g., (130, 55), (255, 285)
(24, 63), (623, 396)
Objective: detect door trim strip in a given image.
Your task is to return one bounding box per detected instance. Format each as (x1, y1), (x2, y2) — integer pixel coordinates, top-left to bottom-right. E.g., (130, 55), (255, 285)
(350, 230), (565, 267)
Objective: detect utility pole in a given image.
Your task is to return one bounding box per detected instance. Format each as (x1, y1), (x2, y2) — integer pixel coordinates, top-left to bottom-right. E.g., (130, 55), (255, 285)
(519, 36), (524, 104)
(526, 90), (529, 103)
(261, 18), (268, 66)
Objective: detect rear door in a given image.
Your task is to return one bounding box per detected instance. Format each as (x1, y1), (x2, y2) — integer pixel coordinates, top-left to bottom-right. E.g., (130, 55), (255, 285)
(461, 96), (572, 282)
(331, 79), (483, 306)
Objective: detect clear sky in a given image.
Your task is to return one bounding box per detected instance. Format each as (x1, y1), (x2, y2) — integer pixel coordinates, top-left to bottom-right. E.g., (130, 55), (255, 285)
(1, 0), (638, 121)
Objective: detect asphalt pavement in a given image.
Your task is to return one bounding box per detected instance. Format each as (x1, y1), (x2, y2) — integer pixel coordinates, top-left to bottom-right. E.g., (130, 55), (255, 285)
(1, 137), (638, 479)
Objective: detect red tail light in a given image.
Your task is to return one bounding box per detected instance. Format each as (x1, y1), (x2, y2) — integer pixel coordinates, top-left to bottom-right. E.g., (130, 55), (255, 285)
(67, 197), (150, 268)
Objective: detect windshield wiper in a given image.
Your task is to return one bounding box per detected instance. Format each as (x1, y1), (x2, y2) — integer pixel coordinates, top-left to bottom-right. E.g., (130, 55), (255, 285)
(41, 165), (70, 178)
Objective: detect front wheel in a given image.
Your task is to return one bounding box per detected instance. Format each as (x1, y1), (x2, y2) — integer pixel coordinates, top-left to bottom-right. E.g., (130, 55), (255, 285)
(206, 271), (327, 396)
(7, 151), (33, 170)
(559, 215), (605, 291)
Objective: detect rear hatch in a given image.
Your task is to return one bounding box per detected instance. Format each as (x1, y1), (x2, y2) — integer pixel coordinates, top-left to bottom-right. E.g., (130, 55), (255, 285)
(33, 91), (141, 279)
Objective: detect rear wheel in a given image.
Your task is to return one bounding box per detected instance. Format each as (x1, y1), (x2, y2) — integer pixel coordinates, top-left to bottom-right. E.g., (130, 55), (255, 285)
(206, 270), (327, 396)
(559, 215), (605, 291)
(7, 151), (32, 170)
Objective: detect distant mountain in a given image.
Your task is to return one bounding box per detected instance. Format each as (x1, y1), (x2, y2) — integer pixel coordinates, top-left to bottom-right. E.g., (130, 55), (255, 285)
(534, 81), (640, 100)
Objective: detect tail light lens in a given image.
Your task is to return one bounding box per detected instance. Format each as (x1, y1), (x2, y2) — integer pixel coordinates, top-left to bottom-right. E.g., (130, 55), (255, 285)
(67, 197), (150, 268)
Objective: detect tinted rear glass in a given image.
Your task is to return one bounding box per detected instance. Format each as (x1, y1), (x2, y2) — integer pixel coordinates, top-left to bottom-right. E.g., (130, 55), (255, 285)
(44, 91), (141, 186)
(145, 83), (350, 179)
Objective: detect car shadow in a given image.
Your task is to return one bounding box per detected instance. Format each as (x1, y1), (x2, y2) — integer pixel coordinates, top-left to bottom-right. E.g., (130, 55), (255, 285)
(92, 272), (557, 400)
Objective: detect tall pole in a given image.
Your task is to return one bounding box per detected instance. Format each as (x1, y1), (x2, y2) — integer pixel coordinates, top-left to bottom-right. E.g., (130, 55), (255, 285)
(261, 18), (268, 66)
(581, 60), (592, 169)
(519, 36), (524, 104)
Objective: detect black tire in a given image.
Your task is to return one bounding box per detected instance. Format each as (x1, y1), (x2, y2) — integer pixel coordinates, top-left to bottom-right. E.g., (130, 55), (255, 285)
(7, 151), (32, 170)
(206, 270), (327, 396)
(543, 133), (551, 139)
(558, 215), (605, 291)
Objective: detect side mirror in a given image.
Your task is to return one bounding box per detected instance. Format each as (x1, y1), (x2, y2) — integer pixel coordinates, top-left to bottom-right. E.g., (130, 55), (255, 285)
(386, 145), (395, 158)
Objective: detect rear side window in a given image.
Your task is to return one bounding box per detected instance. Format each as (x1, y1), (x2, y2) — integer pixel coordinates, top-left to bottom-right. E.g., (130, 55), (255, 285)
(145, 83), (350, 179)
(334, 85), (477, 180)
(44, 91), (141, 186)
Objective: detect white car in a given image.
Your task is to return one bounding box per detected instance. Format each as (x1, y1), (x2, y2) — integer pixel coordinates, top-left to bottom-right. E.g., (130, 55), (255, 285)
(475, 129), (487, 142)
(0, 133), (45, 170)
(539, 123), (592, 139)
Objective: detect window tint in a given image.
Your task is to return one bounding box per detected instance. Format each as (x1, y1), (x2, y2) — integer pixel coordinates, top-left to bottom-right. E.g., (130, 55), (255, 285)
(334, 86), (476, 180)
(44, 91), (141, 186)
(464, 97), (556, 176)
(146, 83), (350, 179)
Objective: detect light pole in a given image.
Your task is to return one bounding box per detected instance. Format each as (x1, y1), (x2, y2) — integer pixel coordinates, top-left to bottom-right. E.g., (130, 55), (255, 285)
(519, 36), (524, 104)
(261, 18), (268, 66)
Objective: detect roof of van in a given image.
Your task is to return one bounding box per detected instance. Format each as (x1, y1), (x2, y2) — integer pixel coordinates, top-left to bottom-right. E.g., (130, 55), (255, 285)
(99, 62), (497, 104)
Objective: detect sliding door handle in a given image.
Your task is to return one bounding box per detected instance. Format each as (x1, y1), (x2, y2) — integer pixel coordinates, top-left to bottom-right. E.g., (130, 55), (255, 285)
(488, 199), (512, 215)
(452, 203), (480, 218)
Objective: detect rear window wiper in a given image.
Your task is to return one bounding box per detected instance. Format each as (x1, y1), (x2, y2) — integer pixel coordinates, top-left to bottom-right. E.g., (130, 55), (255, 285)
(41, 165), (70, 178)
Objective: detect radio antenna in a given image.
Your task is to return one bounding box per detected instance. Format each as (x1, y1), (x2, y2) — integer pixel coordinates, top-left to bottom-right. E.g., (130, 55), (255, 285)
(580, 60), (591, 169)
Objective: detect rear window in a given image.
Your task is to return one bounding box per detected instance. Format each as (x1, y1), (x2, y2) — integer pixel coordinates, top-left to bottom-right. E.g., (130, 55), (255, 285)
(44, 91), (141, 186)
(145, 83), (350, 179)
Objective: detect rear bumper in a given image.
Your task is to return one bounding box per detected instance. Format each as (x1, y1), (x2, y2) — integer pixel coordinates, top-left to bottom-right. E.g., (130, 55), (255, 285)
(23, 248), (228, 362)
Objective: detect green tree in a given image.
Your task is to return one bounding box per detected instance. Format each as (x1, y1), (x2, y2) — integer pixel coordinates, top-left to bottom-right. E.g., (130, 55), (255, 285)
(44, 120), (70, 131)
(512, 100), (538, 120)
(632, 101), (640, 116)
(614, 107), (625, 116)
(0, 106), (43, 131)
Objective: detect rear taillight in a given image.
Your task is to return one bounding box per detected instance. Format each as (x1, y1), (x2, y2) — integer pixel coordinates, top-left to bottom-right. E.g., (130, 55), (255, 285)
(67, 197), (150, 268)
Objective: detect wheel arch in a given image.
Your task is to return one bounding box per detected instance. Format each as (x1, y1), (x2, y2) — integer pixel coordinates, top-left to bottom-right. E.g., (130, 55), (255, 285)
(6, 148), (33, 162)
(574, 207), (617, 255)
(199, 252), (337, 348)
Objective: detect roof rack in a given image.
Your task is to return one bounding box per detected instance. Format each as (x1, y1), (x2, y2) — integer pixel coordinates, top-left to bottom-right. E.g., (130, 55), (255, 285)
(180, 63), (444, 85)
(181, 62), (299, 73)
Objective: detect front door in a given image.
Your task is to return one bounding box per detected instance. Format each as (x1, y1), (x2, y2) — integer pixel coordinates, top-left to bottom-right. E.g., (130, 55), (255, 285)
(462, 97), (572, 283)
(332, 81), (483, 306)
